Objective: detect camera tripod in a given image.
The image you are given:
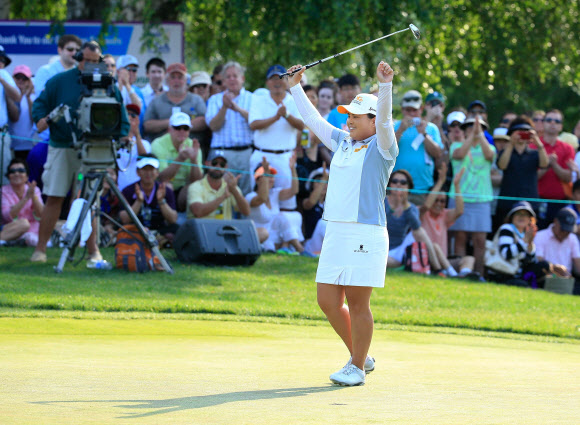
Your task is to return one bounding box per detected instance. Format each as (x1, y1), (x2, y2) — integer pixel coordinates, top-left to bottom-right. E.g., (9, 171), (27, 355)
(54, 139), (174, 274)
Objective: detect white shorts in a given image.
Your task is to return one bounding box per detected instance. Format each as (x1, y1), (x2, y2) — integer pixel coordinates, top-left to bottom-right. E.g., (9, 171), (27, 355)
(316, 221), (389, 288)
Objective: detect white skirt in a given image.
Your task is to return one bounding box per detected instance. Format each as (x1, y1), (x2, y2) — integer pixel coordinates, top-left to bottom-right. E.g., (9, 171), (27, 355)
(316, 221), (389, 287)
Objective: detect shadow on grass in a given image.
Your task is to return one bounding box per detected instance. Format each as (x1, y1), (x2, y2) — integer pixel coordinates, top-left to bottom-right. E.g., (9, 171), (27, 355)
(32, 385), (344, 419)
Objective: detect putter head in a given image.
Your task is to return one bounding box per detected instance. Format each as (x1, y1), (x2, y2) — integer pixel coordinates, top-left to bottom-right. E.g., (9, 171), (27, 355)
(409, 24), (421, 40)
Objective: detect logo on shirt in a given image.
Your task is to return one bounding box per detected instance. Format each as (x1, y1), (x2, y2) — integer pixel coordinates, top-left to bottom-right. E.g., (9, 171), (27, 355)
(354, 244), (368, 253)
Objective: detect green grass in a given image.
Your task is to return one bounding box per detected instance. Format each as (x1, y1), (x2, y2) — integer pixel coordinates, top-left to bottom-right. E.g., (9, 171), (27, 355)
(0, 247), (579, 339)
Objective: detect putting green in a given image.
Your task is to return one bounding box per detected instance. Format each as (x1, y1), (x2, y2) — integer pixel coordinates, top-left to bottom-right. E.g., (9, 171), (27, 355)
(1, 318), (579, 424)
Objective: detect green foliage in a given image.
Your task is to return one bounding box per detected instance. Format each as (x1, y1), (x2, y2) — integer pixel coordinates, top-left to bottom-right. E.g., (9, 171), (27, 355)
(8, 0), (580, 125)
(0, 248), (578, 339)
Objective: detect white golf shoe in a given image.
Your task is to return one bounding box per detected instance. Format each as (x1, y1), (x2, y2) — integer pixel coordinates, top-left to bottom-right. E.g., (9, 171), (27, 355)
(330, 363), (365, 386)
(340, 356), (375, 374)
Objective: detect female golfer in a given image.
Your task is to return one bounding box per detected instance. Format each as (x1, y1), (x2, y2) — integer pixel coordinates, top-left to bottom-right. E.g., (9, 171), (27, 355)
(287, 62), (398, 386)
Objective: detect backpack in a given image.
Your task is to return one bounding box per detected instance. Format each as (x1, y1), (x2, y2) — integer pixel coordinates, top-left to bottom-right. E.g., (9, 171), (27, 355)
(404, 241), (431, 274)
(115, 224), (162, 272)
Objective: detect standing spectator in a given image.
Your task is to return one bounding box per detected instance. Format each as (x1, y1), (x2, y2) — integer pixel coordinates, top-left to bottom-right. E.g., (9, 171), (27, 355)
(491, 127), (510, 233)
(535, 109), (575, 228)
(393, 90), (443, 205)
(449, 116), (496, 274)
(249, 64), (304, 213)
(497, 116), (549, 222)
(102, 54), (116, 78)
(141, 58), (167, 109)
(189, 71), (212, 103)
(424, 91), (447, 147)
(0, 46), (21, 183)
(187, 150), (250, 220)
(531, 110), (546, 139)
(31, 41), (130, 264)
(326, 74), (361, 132)
(144, 63), (207, 143)
(120, 155), (178, 245)
(116, 104), (152, 191)
(151, 112), (203, 212)
(33, 34), (81, 93)
(466, 100), (493, 145)
(534, 207), (580, 281)
(116, 55), (145, 112)
(210, 64), (224, 96)
(205, 61), (254, 194)
(498, 111), (517, 129)
(1, 159), (43, 246)
(9, 65), (36, 161)
(317, 80), (336, 119)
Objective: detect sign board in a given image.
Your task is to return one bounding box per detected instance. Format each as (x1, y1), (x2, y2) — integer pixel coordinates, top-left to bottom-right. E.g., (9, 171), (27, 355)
(0, 20), (184, 84)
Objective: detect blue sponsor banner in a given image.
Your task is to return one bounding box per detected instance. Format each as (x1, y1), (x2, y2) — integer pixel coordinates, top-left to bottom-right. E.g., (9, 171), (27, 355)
(0, 23), (133, 55)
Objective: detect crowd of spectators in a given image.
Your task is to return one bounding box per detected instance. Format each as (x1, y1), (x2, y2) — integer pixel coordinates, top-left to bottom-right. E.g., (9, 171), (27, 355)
(1, 36), (579, 294)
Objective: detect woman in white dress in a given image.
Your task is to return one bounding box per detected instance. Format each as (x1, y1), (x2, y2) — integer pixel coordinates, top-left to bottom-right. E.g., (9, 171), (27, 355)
(287, 62), (398, 386)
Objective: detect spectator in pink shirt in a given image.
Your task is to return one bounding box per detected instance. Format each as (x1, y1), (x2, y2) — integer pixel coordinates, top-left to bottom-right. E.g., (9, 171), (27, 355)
(1, 159), (43, 246)
(534, 207), (580, 278)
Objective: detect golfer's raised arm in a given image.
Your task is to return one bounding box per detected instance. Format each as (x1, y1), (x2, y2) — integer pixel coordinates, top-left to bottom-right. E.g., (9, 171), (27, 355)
(287, 65), (335, 150)
(375, 61), (397, 153)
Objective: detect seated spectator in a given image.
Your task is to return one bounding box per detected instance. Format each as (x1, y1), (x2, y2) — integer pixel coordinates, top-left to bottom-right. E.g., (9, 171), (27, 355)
(486, 201), (566, 287)
(420, 163), (478, 278)
(302, 166), (328, 254)
(449, 116), (496, 274)
(9, 65), (36, 160)
(98, 167), (120, 247)
(534, 207), (580, 282)
(497, 116), (549, 222)
(151, 112), (203, 211)
(385, 170), (443, 271)
(120, 155), (178, 245)
(187, 150), (251, 221)
(246, 156), (313, 256)
(490, 127), (510, 233)
(1, 159), (43, 246)
(117, 104), (152, 191)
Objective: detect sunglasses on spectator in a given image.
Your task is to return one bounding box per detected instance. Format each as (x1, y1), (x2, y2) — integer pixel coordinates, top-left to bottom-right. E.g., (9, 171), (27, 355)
(8, 167), (26, 174)
(214, 80), (223, 86)
(470, 108), (486, 114)
(14, 74), (29, 81)
(403, 96), (421, 102)
(543, 118), (562, 124)
(172, 125), (190, 131)
(500, 118), (511, 124)
(193, 84), (209, 89)
(211, 160), (226, 167)
(66, 47), (80, 52)
(391, 178), (408, 185)
(125, 67), (138, 72)
(532, 117), (544, 122)
(449, 122), (461, 128)
(428, 100), (441, 107)
(128, 112), (138, 118)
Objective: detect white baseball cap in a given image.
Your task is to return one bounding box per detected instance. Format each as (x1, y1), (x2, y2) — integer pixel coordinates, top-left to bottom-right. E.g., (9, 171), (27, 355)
(136, 157), (160, 169)
(337, 93), (378, 115)
(117, 55), (139, 69)
(447, 111), (466, 126)
(169, 112), (192, 128)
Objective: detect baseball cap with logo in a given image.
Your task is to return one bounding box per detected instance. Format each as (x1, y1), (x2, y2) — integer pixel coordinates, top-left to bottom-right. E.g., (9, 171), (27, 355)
(337, 93), (378, 116)
(207, 150), (227, 163)
(12, 65), (32, 79)
(556, 207), (578, 232)
(266, 64), (287, 79)
(169, 112), (192, 128)
(401, 90), (423, 109)
(425, 91), (445, 104)
(447, 111), (466, 126)
(117, 55), (139, 69)
(136, 157), (160, 169)
(167, 63), (187, 76)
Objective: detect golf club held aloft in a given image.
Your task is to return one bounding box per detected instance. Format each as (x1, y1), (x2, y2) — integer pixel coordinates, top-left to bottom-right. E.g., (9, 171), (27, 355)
(280, 24), (420, 78)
